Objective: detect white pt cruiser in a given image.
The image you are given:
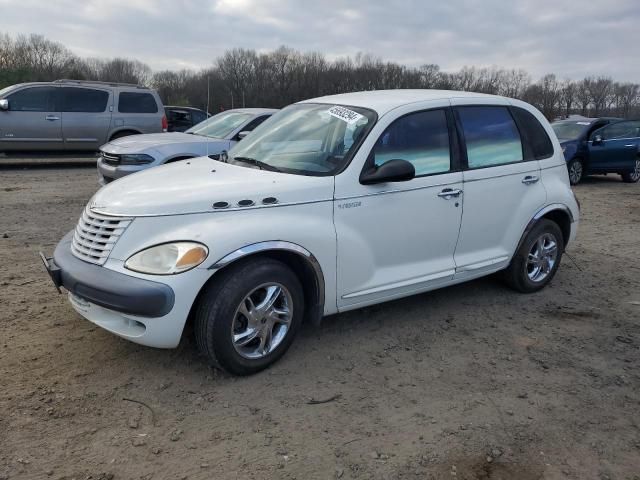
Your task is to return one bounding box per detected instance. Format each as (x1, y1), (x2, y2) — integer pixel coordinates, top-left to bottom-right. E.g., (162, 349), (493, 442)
(42, 90), (579, 375)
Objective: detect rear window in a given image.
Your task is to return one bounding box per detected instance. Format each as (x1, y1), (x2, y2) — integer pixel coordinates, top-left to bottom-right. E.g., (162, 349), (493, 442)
(61, 87), (109, 113)
(118, 92), (158, 113)
(458, 106), (523, 168)
(511, 107), (554, 159)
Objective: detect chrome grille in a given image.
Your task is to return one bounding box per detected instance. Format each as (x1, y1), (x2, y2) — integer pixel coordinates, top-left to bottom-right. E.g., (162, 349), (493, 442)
(71, 208), (132, 265)
(101, 151), (120, 166)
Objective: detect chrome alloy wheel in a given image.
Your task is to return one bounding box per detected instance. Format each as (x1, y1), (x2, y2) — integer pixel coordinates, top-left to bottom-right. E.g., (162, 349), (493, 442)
(569, 161), (583, 184)
(630, 159), (640, 181)
(231, 283), (293, 359)
(526, 233), (559, 283)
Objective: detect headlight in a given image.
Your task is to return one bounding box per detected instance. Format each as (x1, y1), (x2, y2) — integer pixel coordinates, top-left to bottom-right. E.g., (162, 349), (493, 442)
(125, 242), (208, 275)
(120, 154), (155, 165)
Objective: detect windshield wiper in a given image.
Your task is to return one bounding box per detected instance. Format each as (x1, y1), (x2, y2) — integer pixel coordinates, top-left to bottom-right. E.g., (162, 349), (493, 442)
(232, 156), (282, 172)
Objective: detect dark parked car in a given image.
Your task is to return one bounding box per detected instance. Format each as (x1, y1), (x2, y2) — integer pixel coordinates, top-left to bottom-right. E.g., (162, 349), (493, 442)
(552, 117), (640, 184)
(165, 106), (209, 132)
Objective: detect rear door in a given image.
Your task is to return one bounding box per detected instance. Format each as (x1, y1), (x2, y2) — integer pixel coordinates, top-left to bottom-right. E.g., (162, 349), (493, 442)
(0, 86), (62, 150)
(451, 100), (547, 276)
(588, 121), (640, 172)
(61, 87), (112, 149)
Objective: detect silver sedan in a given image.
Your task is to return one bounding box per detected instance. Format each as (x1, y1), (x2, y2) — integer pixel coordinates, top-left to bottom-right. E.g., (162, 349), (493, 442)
(97, 108), (277, 185)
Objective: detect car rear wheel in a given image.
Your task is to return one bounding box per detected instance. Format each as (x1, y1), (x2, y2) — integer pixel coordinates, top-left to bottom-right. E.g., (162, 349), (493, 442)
(194, 258), (304, 375)
(567, 158), (584, 185)
(621, 158), (640, 183)
(504, 219), (564, 293)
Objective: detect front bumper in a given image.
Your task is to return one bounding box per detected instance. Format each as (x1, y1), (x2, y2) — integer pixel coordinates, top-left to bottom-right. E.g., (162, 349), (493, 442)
(97, 157), (150, 185)
(42, 231), (175, 317)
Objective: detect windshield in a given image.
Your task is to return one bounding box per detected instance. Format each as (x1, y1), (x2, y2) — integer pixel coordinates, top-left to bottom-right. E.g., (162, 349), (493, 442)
(552, 121), (592, 141)
(228, 103), (376, 176)
(186, 111), (252, 138)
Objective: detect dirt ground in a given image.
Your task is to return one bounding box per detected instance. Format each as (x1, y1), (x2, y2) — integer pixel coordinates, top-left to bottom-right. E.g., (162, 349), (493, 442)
(1, 166), (639, 480)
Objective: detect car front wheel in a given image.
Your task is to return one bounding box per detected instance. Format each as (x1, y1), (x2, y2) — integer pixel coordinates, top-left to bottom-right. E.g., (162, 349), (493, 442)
(621, 158), (640, 183)
(504, 219), (564, 293)
(194, 258), (304, 375)
(567, 158), (584, 185)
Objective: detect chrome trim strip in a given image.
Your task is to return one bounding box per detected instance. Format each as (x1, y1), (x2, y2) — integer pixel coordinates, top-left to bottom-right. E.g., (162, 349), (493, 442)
(208, 241), (325, 319)
(90, 198), (333, 217)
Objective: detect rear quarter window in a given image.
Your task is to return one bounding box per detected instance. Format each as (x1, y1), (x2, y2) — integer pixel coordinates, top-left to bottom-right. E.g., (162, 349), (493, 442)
(118, 92), (158, 113)
(511, 107), (554, 160)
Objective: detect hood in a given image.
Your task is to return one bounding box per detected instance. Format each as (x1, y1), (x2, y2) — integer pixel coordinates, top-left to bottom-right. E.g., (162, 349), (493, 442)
(102, 132), (223, 154)
(90, 156), (335, 217)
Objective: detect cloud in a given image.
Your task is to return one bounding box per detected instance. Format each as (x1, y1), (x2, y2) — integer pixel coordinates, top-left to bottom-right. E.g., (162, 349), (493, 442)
(0, 0), (638, 81)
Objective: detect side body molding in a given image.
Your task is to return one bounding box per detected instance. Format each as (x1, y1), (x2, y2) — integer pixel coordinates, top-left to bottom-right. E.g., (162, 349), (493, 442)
(208, 241), (326, 325)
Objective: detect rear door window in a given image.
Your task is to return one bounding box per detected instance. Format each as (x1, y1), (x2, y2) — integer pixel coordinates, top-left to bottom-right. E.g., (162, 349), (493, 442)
(598, 121), (640, 140)
(118, 92), (158, 113)
(7, 86), (58, 112)
(372, 109), (451, 176)
(61, 87), (109, 113)
(457, 106), (523, 168)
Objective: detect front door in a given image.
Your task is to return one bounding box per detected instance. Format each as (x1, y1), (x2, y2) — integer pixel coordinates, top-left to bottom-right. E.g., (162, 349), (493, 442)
(0, 86), (62, 150)
(61, 87), (113, 150)
(452, 103), (546, 275)
(588, 121), (640, 172)
(334, 107), (463, 310)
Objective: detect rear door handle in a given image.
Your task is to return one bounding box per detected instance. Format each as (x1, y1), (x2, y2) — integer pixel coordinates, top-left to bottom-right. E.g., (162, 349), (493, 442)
(438, 188), (463, 199)
(522, 175), (539, 185)
(45, 115), (60, 121)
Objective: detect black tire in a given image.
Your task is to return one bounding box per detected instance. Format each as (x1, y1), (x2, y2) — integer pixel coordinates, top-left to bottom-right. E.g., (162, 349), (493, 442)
(194, 258), (304, 376)
(504, 219), (564, 293)
(567, 158), (584, 185)
(621, 158), (640, 183)
(109, 130), (139, 141)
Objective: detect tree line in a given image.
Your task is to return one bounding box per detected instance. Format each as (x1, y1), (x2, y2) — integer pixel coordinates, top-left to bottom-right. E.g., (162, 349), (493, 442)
(1, 33), (639, 120)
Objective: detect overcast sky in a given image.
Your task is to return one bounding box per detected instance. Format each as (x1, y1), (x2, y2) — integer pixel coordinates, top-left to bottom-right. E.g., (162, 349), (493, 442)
(1, 0), (638, 81)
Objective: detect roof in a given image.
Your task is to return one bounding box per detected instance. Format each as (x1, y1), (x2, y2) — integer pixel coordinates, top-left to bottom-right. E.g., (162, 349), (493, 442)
(299, 89), (504, 115)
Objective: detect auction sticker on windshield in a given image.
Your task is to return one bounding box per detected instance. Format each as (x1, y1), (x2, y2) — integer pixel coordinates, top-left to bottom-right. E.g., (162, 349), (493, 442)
(328, 106), (364, 125)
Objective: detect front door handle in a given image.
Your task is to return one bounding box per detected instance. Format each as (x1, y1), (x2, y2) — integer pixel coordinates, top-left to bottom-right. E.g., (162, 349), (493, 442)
(45, 115), (60, 121)
(522, 175), (539, 185)
(438, 188), (463, 199)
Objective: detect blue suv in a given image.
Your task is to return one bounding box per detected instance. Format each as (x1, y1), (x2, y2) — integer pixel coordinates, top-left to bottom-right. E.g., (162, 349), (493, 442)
(552, 118), (640, 185)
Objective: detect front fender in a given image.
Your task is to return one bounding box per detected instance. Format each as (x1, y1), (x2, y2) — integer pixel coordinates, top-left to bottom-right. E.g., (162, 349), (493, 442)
(108, 201), (338, 316)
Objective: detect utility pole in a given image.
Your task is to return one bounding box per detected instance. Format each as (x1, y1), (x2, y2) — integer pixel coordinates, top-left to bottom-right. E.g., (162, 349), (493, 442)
(230, 90), (234, 109)
(206, 75), (210, 115)
(242, 90), (245, 108)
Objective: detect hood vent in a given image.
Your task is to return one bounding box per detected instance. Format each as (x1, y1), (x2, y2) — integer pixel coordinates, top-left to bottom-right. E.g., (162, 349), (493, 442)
(262, 197), (278, 205)
(212, 201), (229, 209)
(238, 199), (255, 207)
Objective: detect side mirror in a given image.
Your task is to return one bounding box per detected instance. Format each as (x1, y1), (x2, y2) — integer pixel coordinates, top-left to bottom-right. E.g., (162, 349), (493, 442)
(0, 99), (8, 111)
(592, 134), (603, 145)
(237, 131), (250, 140)
(360, 159), (415, 185)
